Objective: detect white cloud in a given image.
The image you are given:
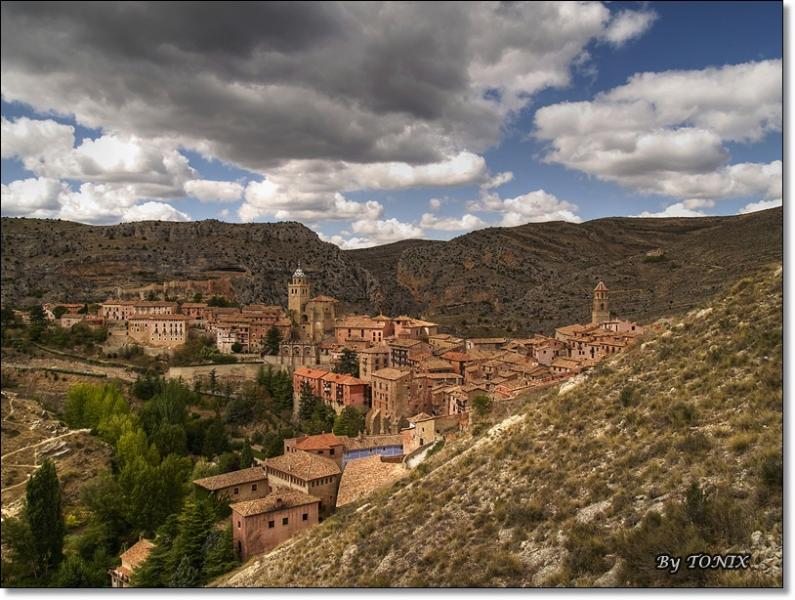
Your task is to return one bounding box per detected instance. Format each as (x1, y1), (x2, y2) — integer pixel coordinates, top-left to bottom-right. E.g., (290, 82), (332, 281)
(0, 178), (189, 224)
(633, 203), (706, 218)
(350, 218), (424, 244)
(468, 188), (581, 225)
(184, 179), (244, 203)
(121, 201), (191, 222)
(534, 60), (782, 209)
(420, 212), (486, 232)
(318, 232), (373, 250)
(428, 198), (443, 211)
(481, 171), (514, 190)
(602, 10), (657, 46)
(0, 177), (66, 216)
(738, 198), (782, 214)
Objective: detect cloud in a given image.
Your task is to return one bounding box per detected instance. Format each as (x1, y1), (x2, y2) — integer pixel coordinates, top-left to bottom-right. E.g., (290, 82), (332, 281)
(238, 151), (487, 222)
(0, 177), (189, 224)
(184, 179), (243, 203)
(738, 198), (782, 214)
(318, 232), (373, 250)
(632, 202), (706, 218)
(602, 10), (657, 46)
(1, 2), (655, 173)
(420, 212), (486, 232)
(121, 201), (191, 222)
(534, 60), (782, 207)
(350, 218), (424, 244)
(0, 177), (66, 217)
(428, 198), (443, 211)
(468, 188), (581, 225)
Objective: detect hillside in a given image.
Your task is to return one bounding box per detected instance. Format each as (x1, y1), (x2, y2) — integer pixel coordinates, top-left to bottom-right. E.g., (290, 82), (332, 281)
(0, 208), (782, 336)
(218, 262), (782, 587)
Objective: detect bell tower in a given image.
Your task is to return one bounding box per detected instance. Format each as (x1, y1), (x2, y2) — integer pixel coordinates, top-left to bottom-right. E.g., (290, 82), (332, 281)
(288, 263), (311, 323)
(592, 281), (610, 324)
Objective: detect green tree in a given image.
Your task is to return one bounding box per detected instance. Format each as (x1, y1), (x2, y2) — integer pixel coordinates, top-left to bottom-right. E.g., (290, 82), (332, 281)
(202, 525), (238, 580)
(192, 292), (203, 302)
(0, 515), (37, 585)
(132, 515), (178, 587)
(202, 418), (228, 458)
(265, 326), (282, 355)
(334, 348), (359, 377)
(333, 406), (365, 437)
(27, 459), (65, 576)
(299, 381), (317, 421)
(472, 394), (493, 417)
(230, 342), (243, 353)
(240, 439), (254, 468)
(52, 306), (69, 320)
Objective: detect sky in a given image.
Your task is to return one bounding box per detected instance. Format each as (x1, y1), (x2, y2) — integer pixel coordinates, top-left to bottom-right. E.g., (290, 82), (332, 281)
(0, 1), (783, 249)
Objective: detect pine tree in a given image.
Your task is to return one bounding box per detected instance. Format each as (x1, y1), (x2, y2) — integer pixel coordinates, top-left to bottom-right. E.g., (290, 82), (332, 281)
(131, 515), (178, 587)
(334, 348), (359, 377)
(26, 459), (65, 576)
(333, 406), (365, 437)
(299, 381), (317, 421)
(201, 525), (238, 582)
(265, 326), (282, 355)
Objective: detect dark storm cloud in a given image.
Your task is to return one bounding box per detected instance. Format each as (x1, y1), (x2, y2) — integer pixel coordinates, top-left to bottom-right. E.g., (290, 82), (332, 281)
(1, 2), (628, 172)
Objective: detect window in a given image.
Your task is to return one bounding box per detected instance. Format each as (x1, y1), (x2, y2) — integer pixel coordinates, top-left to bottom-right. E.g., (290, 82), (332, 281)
(252, 484), (257, 491)
(233, 487), (239, 495)
(302, 513), (308, 521)
(268, 521), (275, 528)
(282, 517), (289, 526)
(237, 520), (241, 528)
(329, 448), (335, 456)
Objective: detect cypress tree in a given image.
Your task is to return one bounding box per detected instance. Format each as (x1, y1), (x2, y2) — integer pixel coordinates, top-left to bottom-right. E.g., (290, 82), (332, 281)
(26, 459), (65, 576)
(240, 439), (254, 468)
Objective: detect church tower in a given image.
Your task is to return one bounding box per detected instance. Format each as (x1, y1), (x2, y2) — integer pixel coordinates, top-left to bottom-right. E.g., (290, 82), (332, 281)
(288, 263), (311, 323)
(592, 281), (610, 325)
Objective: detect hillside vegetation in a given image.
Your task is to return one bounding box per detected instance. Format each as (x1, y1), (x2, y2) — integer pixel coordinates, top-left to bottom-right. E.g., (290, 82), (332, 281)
(219, 262), (782, 587)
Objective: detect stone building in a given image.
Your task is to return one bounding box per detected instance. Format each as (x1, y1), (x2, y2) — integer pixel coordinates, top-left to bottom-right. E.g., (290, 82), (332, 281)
(287, 264), (311, 323)
(263, 452), (342, 519)
(192, 466), (270, 503)
(231, 489), (320, 561)
(592, 281), (610, 324)
(358, 344), (391, 383)
(334, 314), (394, 345)
(319, 372), (369, 415)
(280, 340), (320, 369)
(370, 368), (413, 433)
(284, 432), (346, 468)
(127, 314), (189, 348)
(109, 538), (154, 587)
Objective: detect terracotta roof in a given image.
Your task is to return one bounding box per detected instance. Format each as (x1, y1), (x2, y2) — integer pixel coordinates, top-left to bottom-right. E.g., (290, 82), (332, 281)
(294, 367), (331, 379)
(408, 412), (433, 423)
(467, 337), (508, 344)
(441, 351), (471, 362)
(371, 367), (411, 380)
(336, 456), (406, 507)
(120, 538), (155, 570)
(388, 338), (423, 349)
(193, 466), (267, 491)
(180, 302), (208, 308)
(292, 433), (345, 451)
(321, 372), (367, 386)
(552, 357), (582, 368)
(358, 345), (390, 354)
(337, 315), (389, 329)
(230, 488), (319, 517)
(266, 451), (341, 480)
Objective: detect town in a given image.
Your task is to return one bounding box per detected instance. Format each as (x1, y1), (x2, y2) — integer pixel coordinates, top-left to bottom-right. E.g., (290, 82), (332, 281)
(26, 263), (644, 582)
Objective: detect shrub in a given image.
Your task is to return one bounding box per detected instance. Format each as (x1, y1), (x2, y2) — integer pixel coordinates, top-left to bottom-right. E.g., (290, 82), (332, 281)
(564, 522), (608, 577)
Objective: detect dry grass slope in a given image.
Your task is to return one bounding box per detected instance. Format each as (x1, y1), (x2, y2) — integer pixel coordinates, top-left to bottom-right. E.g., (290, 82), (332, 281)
(222, 263), (783, 587)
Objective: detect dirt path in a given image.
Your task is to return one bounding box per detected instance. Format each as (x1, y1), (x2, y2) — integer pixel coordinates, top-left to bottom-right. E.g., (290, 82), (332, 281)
(1, 428), (91, 462)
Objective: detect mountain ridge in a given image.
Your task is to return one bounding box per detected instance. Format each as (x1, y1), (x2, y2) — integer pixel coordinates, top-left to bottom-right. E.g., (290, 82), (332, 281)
(0, 208), (782, 336)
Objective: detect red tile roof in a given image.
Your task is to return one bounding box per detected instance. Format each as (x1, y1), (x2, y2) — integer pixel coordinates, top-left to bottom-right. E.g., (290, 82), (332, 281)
(266, 451), (341, 480)
(120, 538), (155, 570)
(293, 433), (345, 451)
(230, 488), (319, 517)
(193, 466), (267, 491)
